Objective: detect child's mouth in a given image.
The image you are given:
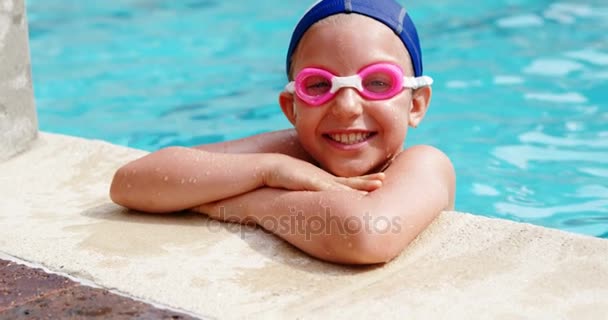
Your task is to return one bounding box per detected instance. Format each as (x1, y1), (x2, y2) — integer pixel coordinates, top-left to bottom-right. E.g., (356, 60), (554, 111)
(324, 132), (377, 145)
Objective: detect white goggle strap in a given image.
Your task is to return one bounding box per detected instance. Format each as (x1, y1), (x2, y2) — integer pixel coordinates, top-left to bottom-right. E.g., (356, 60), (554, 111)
(285, 82), (298, 115)
(403, 75), (434, 89)
(285, 82), (296, 93)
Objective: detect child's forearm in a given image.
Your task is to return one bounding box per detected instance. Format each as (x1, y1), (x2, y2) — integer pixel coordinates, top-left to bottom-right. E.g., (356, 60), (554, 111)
(110, 147), (275, 213)
(194, 146), (452, 265)
(196, 187), (401, 264)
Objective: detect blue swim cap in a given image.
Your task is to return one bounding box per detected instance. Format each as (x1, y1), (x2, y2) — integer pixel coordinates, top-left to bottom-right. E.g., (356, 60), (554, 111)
(286, 0), (424, 77)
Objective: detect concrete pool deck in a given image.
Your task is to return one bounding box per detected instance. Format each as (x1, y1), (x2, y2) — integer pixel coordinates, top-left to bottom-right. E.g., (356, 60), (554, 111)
(1, 133), (607, 319)
(1, 0), (608, 318)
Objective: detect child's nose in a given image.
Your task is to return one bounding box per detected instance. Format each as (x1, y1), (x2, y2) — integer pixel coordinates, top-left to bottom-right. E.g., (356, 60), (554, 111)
(330, 88), (363, 119)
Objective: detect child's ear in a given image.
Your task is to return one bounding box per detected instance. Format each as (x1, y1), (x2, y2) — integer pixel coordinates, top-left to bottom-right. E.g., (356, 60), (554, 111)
(408, 86), (432, 128)
(279, 91), (297, 126)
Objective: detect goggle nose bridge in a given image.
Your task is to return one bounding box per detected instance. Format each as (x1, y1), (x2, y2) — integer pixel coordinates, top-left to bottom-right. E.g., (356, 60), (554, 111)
(329, 75), (364, 94)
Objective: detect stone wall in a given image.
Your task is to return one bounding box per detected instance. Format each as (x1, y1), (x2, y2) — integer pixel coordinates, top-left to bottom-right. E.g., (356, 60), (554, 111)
(0, 0), (37, 161)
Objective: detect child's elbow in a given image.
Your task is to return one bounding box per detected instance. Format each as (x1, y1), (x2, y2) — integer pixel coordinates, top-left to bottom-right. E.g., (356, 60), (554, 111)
(326, 215), (408, 264)
(109, 168), (129, 207)
(340, 232), (404, 264)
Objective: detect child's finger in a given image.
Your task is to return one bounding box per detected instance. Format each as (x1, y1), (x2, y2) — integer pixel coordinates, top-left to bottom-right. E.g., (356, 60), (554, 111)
(308, 177), (354, 192)
(357, 172), (386, 181)
(306, 175), (382, 192)
(335, 177), (383, 191)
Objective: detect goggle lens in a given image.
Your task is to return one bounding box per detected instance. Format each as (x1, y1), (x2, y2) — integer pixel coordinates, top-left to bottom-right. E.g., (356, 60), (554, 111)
(362, 70), (397, 95)
(302, 74), (332, 97)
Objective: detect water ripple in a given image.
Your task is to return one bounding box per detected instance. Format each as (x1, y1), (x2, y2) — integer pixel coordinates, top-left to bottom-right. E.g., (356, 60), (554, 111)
(565, 49), (608, 66)
(519, 131), (608, 148)
(524, 92), (588, 104)
(493, 145), (608, 169)
(495, 200), (608, 219)
(524, 59), (585, 76)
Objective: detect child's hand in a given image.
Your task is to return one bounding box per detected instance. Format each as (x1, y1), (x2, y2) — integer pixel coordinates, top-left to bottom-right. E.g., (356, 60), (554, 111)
(264, 155), (384, 192)
(334, 172), (385, 192)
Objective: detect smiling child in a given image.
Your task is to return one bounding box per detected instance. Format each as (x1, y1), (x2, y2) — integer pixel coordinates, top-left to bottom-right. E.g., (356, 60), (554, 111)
(110, 0), (455, 264)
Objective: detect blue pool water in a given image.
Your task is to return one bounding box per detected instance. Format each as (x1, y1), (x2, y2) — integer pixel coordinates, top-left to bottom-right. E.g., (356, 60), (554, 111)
(26, 1), (608, 238)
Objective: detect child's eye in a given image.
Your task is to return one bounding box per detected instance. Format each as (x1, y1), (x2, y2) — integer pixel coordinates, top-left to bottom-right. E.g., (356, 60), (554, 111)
(370, 80), (389, 87)
(303, 76), (331, 96)
(307, 82), (330, 89)
(364, 73), (393, 93)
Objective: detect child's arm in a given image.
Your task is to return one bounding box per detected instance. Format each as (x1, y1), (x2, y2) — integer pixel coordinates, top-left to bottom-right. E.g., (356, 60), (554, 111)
(110, 147), (382, 213)
(194, 145), (455, 265)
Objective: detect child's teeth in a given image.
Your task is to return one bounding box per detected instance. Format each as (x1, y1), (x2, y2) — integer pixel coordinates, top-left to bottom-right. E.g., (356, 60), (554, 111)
(329, 133), (371, 145)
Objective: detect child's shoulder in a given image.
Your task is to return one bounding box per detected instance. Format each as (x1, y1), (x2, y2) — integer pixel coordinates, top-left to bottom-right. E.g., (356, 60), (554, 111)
(392, 145), (454, 173)
(389, 145), (456, 206)
(384, 146), (453, 185)
(400, 144), (450, 160)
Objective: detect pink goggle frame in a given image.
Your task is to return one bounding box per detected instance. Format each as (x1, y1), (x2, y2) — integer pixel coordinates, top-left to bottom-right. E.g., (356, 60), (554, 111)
(285, 62), (433, 106)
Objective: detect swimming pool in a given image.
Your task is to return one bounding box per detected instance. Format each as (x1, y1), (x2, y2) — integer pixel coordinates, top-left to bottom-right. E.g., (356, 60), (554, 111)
(26, 0), (608, 238)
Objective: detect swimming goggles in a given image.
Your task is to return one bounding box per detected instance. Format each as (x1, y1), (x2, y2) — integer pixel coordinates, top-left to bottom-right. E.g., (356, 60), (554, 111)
(285, 62), (433, 106)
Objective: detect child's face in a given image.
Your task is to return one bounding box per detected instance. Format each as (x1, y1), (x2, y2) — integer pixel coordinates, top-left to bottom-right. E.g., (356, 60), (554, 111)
(280, 15), (431, 177)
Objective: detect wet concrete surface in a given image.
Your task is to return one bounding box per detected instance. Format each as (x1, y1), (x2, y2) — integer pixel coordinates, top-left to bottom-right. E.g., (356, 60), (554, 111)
(0, 259), (199, 319)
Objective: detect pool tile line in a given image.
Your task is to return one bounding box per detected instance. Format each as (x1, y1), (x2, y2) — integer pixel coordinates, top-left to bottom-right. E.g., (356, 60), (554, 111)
(0, 254), (203, 319)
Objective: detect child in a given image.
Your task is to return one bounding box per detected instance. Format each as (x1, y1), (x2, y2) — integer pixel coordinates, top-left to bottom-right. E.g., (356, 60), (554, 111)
(110, 0), (455, 264)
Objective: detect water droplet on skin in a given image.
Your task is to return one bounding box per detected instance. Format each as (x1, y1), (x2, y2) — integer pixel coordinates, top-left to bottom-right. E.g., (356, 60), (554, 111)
(205, 171), (210, 176)
(163, 176), (169, 182)
(348, 242), (353, 248)
(127, 184), (132, 189)
(181, 179), (185, 184)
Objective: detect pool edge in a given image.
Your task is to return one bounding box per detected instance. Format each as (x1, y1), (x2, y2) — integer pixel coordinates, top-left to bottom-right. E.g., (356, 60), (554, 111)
(1, 131), (606, 318)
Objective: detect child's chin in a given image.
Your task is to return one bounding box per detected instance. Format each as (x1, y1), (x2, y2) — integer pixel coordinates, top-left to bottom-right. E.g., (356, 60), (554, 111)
(325, 163), (370, 178)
